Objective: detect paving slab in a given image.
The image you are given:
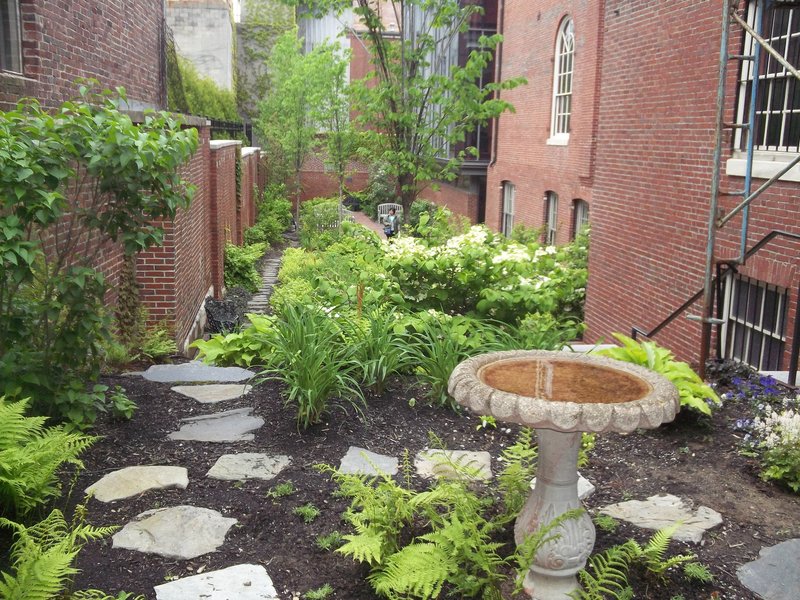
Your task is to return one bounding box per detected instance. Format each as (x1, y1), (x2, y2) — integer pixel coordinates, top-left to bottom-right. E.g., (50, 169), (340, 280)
(172, 384), (252, 404)
(737, 539), (800, 600)
(168, 407), (264, 442)
(415, 449), (492, 480)
(339, 446), (398, 476)
(86, 466), (188, 502)
(142, 361), (255, 383)
(154, 564), (278, 600)
(207, 453), (291, 481)
(599, 493), (722, 543)
(113, 505), (237, 559)
(532, 472), (595, 500)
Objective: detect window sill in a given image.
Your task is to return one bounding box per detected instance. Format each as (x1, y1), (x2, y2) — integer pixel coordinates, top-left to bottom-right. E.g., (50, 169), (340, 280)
(726, 150), (800, 183)
(546, 134), (569, 146)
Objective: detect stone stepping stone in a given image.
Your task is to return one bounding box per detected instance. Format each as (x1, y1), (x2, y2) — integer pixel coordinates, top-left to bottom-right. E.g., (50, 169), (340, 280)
(168, 407), (264, 442)
(154, 564), (278, 600)
(532, 472), (595, 500)
(415, 449), (492, 480)
(172, 384), (252, 404)
(339, 446), (398, 476)
(207, 453), (291, 481)
(113, 505), (237, 559)
(142, 361), (255, 383)
(599, 493), (722, 543)
(737, 539), (800, 600)
(86, 466), (188, 502)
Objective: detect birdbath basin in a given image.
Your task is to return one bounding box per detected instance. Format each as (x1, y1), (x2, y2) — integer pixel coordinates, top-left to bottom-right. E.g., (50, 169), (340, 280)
(448, 350), (679, 600)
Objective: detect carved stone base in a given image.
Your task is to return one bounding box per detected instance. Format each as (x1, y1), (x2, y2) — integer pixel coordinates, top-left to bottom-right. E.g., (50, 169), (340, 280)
(514, 429), (596, 600)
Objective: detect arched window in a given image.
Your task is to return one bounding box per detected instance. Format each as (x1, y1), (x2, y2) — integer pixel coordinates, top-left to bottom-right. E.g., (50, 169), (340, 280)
(549, 17), (574, 144)
(572, 199), (589, 238)
(544, 191), (559, 245)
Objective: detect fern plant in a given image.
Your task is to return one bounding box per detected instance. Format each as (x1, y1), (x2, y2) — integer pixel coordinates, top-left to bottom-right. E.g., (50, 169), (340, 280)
(595, 333), (720, 415)
(496, 428), (538, 521)
(0, 506), (118, 600)
(0, 397), (97, 518)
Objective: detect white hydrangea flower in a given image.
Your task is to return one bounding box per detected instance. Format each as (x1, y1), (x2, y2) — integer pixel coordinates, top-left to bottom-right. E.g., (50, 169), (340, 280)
(492, 242), (530, 264)
(753, 407), (800, 449)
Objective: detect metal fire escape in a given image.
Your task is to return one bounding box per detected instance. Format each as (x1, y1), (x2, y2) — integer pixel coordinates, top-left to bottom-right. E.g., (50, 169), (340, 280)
(633, 0), (800, 386)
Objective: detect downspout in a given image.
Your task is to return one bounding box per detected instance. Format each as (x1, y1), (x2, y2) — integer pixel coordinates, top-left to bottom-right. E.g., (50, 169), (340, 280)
(489, 0), (505, 167)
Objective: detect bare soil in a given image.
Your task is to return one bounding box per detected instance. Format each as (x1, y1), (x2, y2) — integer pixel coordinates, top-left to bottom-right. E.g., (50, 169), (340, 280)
(67, 367), (800, 600)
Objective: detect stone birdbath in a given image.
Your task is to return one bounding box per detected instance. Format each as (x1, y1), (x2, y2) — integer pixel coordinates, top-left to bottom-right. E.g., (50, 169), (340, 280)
(448, 350), (679, 600)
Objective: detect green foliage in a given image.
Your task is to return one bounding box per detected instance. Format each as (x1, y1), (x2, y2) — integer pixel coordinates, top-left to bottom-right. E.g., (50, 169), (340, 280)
(245, 184), (293, 246)
(0, 397), (96, 519)
(298, 198), (344, 249)
(263, 303), (364, 429)
(571, 525), (710, 599)
(0, 86), (197, 427)
(518, 312), (584, 351)
(224, 242), (267, 293)
(324, 447), (574, 600)
(346, 308), (406, 395)
(191, 313), (277, 367)
(139, 322), (177, 361)
(106, 386), (137, 421)
(593, 513), (619, 534)
(293, 503), (321, 523)
(412, 207), (470, 247)
(303, 583), (334, 600)
(265, 480), (296, 500)
(316, 530), (345, 552)
(749, 406), (800, 492)
(398, 310), (526, 409)
(171, 56), (239, 121)
(496, 428), (538, 521)
(595, 334), (721, 415)
(360, 164), (397, 220)
(0, 506), (118, 600)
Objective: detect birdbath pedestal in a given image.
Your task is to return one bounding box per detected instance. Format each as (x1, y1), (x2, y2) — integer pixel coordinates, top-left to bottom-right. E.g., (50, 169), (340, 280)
(448, 350), (679, 600)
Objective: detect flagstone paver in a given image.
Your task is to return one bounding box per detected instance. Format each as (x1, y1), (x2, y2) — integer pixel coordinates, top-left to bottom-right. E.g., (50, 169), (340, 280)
(207, 453), (291, 481)
(599, 493), (723, 543)
(154, 564), (279, 600)
(415, 449), (493, 480)
(171, 384), (252, 403)
(142, 361), (255, 383)
(339, 446), (399, 476)
(736, 538), (800, 600)
(113, 505), (237, 559)
(86, 466), (188, 502)
(168, 407), (264, 442)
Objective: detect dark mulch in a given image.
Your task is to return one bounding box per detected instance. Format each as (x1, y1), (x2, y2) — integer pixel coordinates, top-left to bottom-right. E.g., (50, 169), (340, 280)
(64, 365), (800, 600)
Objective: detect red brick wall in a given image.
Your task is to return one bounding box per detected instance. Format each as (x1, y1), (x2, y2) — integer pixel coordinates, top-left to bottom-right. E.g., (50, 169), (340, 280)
(582, 1), (800, 367)
(240, 148), (260, 230)
(486, 0), (602, 244)
(419, 179), (481, 223)
(298, 154), (369, 202)
(0, 0), (165, 111)
(209, 141), (240, 297)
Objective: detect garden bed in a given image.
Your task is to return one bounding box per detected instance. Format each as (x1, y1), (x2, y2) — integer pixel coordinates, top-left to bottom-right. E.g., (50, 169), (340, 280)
(68, 367), (800, 599)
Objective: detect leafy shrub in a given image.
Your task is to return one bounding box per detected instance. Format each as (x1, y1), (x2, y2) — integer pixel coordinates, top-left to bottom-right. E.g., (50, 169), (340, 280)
(595, 334), (720, 415)
(171, 56), (239, 121)
(191, 313), (276, 367)
(360, 163), (397, 220)
(245, 184), (293, 246)
(224, 242), (267, 292)
(299, 198), (343, 249)
(0, 506), (120, 600)
(0, 86), (196, 427)
(0, 397), (96, 518)
(517, 312), (583, 350)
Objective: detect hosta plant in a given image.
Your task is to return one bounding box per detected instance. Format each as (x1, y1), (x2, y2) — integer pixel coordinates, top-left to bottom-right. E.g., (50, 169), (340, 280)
(595, 333), (720, 415)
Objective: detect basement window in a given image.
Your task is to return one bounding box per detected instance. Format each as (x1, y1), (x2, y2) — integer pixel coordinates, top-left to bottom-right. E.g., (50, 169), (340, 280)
(0, 0), (22, 74)
(722, 274), (788, 371)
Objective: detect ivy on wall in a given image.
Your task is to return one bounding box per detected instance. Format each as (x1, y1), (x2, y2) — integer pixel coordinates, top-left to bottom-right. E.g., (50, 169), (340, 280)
(236, 0), (296, 120)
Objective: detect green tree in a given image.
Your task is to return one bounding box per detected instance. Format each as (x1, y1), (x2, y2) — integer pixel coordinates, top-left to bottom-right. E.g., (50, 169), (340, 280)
(257, 29), (352, 210)
(171, 56), (239, 121)
(294, 0), (525, 215)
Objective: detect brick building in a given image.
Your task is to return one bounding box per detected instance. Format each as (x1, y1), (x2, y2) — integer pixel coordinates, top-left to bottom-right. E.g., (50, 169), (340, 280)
(487, 0), (799, 377)
(1, 0), (262, 353)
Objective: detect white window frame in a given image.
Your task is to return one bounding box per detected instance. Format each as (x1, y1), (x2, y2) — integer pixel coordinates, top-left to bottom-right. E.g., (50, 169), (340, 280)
(501, 182), (515, 236)
(727, 2), (800, 181)
(0, 0), (22, 74)
(548, 17), (574, 146)
(572, 198), (589, 238)
(545, 191), (558, 245)
(721, 273), (788, 371)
